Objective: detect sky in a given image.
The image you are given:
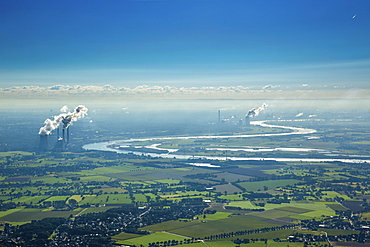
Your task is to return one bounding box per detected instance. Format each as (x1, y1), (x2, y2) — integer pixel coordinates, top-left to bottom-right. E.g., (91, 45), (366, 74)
(1, 0), (370, 89)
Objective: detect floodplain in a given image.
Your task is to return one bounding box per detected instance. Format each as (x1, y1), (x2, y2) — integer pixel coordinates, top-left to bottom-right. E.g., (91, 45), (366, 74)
(0, 99), (369, 246)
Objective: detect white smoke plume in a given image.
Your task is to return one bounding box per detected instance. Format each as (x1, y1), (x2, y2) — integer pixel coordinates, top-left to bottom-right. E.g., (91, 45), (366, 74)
(60, 105), (69, 113)
(39, 105), (88, 135)
(295, 112), (304, 117)
(246, 103), (268, 118)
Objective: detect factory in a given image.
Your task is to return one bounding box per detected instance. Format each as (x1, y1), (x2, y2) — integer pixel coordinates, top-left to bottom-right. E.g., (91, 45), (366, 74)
(38, 105), (88, 151)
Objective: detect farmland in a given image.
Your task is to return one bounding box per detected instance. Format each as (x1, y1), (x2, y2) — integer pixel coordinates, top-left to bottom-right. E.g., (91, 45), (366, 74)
(0, 112), (370, 246)
(0, 148), (369, 246)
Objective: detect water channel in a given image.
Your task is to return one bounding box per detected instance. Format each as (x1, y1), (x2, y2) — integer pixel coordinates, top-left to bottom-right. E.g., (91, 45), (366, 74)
(83, 121), (370, 164)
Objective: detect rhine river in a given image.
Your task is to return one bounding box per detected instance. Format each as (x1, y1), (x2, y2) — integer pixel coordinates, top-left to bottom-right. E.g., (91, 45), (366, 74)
(83, 121), (370, 164)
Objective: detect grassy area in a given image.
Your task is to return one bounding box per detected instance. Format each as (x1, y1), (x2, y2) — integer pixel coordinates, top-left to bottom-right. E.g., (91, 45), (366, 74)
(81, 194), (132, 205)
(0, 151), (33, 157)
(321, 191), (352, 201)
(77, 206), (121, 215)
(111, 232), (142, 241)
(154, 179), (181, 184)
(226, 201), (337, 222)
(0, 207), (25, 219)
(351, 141), (370, 145)
(201, 212), (232, 220)
(219, 194), (243, 200)
(237, 179), (302, 191)
(44, 196), (69, 202)
(143, 214), (279, 239)
(0, 208), (76, 223)
(79, 175), (114, 182)
(114, 232), (190, 246)
(128, 239), (316, 247)
(5, 195), (48, 204)
(228, 200), (260, 209)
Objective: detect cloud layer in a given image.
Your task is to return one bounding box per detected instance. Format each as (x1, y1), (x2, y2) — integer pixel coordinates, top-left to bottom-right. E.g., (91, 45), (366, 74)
(0, 84), (368, 99)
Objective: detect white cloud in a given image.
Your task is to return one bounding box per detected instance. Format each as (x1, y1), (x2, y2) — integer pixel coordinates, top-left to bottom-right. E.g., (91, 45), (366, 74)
(0, 84), (369, 100)
(262, 84), (280, 90)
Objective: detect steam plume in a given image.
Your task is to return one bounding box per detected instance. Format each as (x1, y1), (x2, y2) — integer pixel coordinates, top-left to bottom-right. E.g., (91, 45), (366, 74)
(39, 105), (88, 135)
(60, 105), (69, 113)
(246, 103), (268, 118)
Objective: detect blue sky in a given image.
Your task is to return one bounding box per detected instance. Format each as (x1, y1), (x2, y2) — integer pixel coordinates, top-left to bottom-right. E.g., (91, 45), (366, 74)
(1, 0), (369, 88)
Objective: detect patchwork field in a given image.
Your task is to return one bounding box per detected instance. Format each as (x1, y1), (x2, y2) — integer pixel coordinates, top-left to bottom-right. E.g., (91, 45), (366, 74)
(142, 214), (279, 239)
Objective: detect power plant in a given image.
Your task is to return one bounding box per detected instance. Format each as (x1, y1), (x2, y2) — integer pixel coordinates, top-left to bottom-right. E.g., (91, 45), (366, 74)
(39, 134), (49, 151)
(245, 115), (251, 126)
(38, 105), (88, 151)
(244, 103), (268, 126)
(215, 103), (268, 126)
(55, 125), (71, 150)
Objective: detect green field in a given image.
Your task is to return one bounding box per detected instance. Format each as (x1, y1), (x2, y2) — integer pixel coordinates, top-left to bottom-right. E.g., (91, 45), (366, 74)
(114, 231), (190, 246)
(143, 214), (279, 239)
(5, 195), (48, 204)
(227, 201), (337, 222)
(237, 179), (302, 191)
(0, 208), (78, 223)
(79, 175), (114, 182)
(44, 196), (69, 202)
(228, 200), (259, 209)
(74, 194), (132, 205)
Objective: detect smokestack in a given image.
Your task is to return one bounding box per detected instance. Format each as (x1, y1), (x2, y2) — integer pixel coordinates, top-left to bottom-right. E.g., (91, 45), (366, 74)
(62, 128), (66, 150)
(67, 127), (70, 144)
(218, 110), (221, 124)
(39, 135), (49, 151)
(245, 115), (250, 126)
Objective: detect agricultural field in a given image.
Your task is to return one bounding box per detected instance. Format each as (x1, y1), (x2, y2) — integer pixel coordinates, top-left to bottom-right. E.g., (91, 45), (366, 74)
(0, 116), (370, 246)
(114, 232), (190, 246)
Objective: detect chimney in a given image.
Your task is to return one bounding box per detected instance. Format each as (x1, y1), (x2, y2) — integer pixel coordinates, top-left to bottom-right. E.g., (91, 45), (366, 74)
(57, 127), (60, 141)
(39, 135), (49, 151)
(245, 115), (250, 126)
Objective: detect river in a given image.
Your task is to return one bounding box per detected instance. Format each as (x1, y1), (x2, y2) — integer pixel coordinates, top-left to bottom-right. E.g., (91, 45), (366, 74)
(83, 121), (370, 164)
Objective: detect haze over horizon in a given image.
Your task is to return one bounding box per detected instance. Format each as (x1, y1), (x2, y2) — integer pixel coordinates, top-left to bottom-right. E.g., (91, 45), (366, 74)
(1, 0), (370, 91)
